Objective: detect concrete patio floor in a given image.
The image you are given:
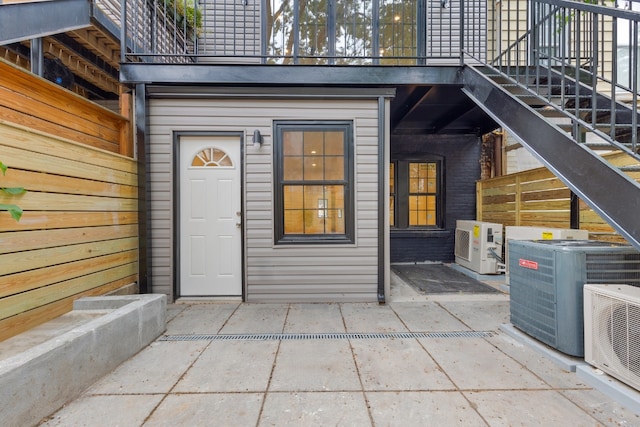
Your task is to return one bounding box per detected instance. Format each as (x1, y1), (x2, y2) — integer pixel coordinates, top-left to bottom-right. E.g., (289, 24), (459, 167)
(37, 278), (640, 426)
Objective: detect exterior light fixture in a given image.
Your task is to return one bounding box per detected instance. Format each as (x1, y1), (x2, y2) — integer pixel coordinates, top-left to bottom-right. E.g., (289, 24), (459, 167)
(252, 129), (263, 147)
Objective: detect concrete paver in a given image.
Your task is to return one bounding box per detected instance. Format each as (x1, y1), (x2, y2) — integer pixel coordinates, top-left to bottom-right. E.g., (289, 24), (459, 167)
(340, 303), (409, 332)
(37, 284), (640, 426)
(219, 303), (288, 334)
(351, 338), (455, 391)
(165, 303), (239, 335)
(259, 392), (371, 426)
(366, 391), (487, 426)
(465, 390), (607, 427)
(283, 303), (345, 333)
(269, 340), (361, 392)
(173, 340), (279, 393)
(437, 300), (510, 331)
(86, 341), (209, 395)
(145, 393), (264, 427)
(390, 302), (470, 332)
(41, 394), (164, 426)
(423, 337), (549, 390)
(488, 333), (590, 390)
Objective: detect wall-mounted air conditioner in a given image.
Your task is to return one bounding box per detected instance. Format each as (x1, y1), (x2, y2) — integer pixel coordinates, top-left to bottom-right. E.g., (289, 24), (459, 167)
(454, 220), (503, 274)
(509, 240), (640, 356)
(504, 226), (589, 282)
(584, 284), (640, 392)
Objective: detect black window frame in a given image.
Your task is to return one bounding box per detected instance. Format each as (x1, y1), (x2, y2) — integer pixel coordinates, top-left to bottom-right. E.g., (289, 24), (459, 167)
(390, 157), (444, 230)
(274, 120), (355, 244)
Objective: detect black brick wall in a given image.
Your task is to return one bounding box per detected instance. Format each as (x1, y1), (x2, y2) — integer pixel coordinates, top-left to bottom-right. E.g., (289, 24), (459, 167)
(390, 134), (481, 263)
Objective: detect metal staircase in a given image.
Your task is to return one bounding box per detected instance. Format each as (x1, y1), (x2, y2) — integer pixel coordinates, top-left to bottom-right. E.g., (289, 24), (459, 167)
(0, 0), (91, 45)
(458, 0), (640, 250)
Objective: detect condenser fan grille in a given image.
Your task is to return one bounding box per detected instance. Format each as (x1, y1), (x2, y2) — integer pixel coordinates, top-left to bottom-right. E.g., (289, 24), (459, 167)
(590, 290), (640, 390)
(586, 253), (640, 285)
(454, 229), (470, 261)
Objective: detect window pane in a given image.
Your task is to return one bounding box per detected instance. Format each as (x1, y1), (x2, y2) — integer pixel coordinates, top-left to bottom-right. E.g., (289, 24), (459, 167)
(304, 132), (324, 155)
(284, 209), (304, 234)
(304, 157), (324, 180)
(409, 195), (418, 211)
(324, 185), (345, 234)
(283, 131), (303, 155)
(390, 195), (395, 226)
(389, 163), (395, 194)
(303, 185), (325, 209)
(284, 157), (303, 180)
(325, 156), (344, 180)
(284, 185), (303, 209)
(325, 132), (344, 155)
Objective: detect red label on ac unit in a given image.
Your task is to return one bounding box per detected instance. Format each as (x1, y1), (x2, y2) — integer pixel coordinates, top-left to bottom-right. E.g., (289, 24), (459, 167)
(519, 259), (539, 270)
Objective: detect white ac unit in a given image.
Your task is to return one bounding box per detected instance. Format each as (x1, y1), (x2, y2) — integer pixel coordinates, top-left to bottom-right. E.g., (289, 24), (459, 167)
(584, 284), (640, 392)
(454, 220), (503, 274)
(504, 226), (589, 281)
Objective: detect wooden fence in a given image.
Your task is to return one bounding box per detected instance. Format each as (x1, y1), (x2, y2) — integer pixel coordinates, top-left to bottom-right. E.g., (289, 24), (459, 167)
(0, 59), (137, 341)
(477, 152), (640, 243)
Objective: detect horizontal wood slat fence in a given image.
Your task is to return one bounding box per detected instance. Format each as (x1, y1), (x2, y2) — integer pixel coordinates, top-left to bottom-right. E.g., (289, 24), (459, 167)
(0, 60), (138, 342)
(477, 152), (639, 244)
(0, 59), (132, 156)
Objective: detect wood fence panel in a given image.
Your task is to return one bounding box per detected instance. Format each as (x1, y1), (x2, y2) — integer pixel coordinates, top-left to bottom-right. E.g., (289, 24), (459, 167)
(0, 118), (139, 342)
(0, 59), (131, 154)
(477, 152), (639, 241)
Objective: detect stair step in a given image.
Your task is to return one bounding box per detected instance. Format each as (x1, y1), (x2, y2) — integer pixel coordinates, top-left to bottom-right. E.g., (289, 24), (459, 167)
(620, 165), (640, 172)
(582, 142), (622, 150)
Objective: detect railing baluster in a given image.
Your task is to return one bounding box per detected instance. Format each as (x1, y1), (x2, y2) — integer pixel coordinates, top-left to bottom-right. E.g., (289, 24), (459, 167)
(633, 20), (638, 152)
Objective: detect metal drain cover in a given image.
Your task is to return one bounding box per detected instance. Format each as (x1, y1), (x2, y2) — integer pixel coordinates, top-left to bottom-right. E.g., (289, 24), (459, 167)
(159, 331), (493, 342)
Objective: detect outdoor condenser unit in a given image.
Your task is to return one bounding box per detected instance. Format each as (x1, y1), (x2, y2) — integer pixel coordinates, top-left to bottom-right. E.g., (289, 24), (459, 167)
(454, 220), (503, 275)
(509, 240), (640, 357)
(504, 227), (589, 282)
(584, 284), (640, 392)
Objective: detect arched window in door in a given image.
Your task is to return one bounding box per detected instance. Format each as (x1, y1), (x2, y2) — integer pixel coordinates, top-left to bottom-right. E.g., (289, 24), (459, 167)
(191, 147), (234, 168)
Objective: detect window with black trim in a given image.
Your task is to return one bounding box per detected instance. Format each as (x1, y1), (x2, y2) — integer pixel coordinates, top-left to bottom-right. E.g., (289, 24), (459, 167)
(390, 159), (443, 229)
(274, 121), (354, 244)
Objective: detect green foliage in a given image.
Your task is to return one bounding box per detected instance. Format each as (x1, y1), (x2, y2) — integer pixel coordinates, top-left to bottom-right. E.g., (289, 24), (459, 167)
(0, 160), (26, 222)
(165, 0), (203, 36)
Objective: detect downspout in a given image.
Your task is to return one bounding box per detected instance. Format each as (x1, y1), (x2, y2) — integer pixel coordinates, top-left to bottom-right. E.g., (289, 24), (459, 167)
(135, 84), (150, 293)
(377, 96), (386, 304)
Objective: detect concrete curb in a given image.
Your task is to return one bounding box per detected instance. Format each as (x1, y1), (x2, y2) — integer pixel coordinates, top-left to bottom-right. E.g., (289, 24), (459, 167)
(576, 365), (640, 416)
(0, 294), (166, 427)
(499, 323), (587, 372)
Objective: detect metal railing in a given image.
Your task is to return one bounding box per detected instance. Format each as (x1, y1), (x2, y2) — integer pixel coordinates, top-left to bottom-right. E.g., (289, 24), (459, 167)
(482, 0), (640, 156)
(120, 0), (487, 64)
(117, 0), (194, 63)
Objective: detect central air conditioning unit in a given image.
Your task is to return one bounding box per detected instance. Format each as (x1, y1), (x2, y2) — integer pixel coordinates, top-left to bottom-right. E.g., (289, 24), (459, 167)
(509, 240), (640, 357)
(584, 284), (640, 392)
(504, 227), (589, 283)
(454, 220), (503, 275)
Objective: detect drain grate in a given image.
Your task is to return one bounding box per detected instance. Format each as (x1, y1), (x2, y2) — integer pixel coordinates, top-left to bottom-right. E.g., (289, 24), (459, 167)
(158, 331), (493, 342)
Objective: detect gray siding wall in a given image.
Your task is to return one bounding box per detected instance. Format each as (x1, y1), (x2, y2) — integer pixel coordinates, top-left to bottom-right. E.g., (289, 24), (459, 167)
(147, 95), (382, 302)
(198, 0), (261, 62)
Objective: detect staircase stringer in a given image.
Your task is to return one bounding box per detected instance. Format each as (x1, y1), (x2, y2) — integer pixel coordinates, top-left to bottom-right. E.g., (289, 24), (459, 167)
(0, 0), (91, 45)
(460, 66), (640, 251)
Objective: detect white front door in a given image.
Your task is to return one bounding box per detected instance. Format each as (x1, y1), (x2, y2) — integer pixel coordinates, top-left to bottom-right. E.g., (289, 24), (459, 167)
(179, 135), (242, 297)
